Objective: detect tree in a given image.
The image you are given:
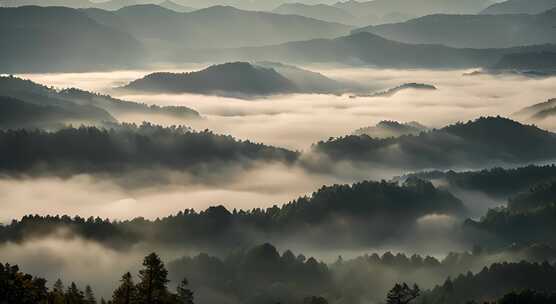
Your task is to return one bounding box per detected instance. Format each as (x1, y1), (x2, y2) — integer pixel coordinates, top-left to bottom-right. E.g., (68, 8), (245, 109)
(85, 285), (97, 304)
(66, 282), (85, 304)
(303, 296), (328, 304)
(112, 272), (137, 304)
(386, 283), (420, 304)
(136, 253), (170, 304)
(176, 278), (194, 304)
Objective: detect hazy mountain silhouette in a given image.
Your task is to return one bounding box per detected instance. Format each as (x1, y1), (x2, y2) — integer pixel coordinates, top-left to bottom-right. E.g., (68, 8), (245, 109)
(82, 4), (352, 50)
(272, 3), (355, 25)
(354, 9), (556, 48)
(158, 0), (193, 12)
(0, 96), (116, 129)
(0, 6), (144, 73)
(0, 0), (96, 8)
(514, 98), (556, 121)
(353, 121), (429, 138)
(314, 117), (556, 170)
(122, 62), (356, 96)
(352, 83), (436, 98)
(122, 62), (298, 96)
(481, 0), (556, 15)
(193, 32), (556, 69)
(333, 0), (492, 22)
(0, 76), (200, 128)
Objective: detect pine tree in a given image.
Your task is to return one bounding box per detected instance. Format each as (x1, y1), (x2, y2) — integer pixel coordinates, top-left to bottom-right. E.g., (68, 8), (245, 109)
(85, 285), (97, 304)
(66, 282), (85, 304)
(136, 253), (170, 304)
(176, 278), (194, 304)
(386, 283), (420, 304)
(112, 272), (137, 304)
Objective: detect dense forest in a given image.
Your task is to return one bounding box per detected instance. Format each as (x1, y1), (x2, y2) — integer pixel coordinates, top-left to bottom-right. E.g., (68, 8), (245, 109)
(0, 123), (297, 174)
(313, 117), (556, 170)
(0, 179), (463, 249)
(4, 245), (556, 304)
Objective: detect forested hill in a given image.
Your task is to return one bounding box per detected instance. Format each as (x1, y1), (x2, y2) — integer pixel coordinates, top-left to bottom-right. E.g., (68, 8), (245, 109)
(0, 123), (298, 174)
(0, 76), (200, 129)
(0, 179), (464, 249)
(313, 117), (556, 170)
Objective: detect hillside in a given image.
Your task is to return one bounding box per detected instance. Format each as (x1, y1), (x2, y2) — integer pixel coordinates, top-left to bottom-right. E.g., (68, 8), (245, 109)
(353, 121), (429, 138)
(0, 96), (114, 129)
(0, 76), (200, 128)
(122, 62), (298, 96)
(354, 9), (556, 48)
(122, 62), (355, 96)
(0, 6), (144, 73)
(313, 117), (556, 170)
(481, 0), (556, 15)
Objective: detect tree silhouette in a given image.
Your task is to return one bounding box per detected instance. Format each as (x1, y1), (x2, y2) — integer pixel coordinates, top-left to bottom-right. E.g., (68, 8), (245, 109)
(176, 278), (194, 304)
(386, 283), (420, 304)
(136, 252), (170, 304)
(112, 272), (137, 304)
(85, 285), (97, 304)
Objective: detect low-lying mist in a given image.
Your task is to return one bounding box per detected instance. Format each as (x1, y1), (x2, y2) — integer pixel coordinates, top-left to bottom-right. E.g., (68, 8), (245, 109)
(21, 66), (556, 150)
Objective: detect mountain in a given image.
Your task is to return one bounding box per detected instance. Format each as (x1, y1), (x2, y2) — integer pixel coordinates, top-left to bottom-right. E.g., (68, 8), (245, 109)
(353, 121), (429, 138)
(121, 62), (355, 96)
(272, 3), (354, 25)
(0, 76), (200, 128)
(0, 6), (144, 73)
(481, 0), (556, 15)
(353, 83), (436, 98)
(313, 117), (556, 170)
(0, 0), (96, 8)
(0, 96), (115, 129)
(190, 32), (556, 69)
(333, 0), (492, 22)
(158, 0), (194, 12)
(354, 9), (556, 48)
(83, 4), (352, 50)
(122, 62), (298, 96)
(514, 98), (556, 121)
(487, 51), (556, 77)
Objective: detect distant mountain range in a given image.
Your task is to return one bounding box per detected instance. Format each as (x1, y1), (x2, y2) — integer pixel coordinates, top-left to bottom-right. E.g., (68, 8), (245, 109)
(272, 3), (355, 25)
(0, 76), (200, 129)
(481, 0), (556, 15)
(354, 8), (556, 48)
(333, 0), (493, 23)
(189, 32), (556, 69)
(121, 62), (357, 97)
(0, 6), (144, 72)
(82, 4), (351, 50)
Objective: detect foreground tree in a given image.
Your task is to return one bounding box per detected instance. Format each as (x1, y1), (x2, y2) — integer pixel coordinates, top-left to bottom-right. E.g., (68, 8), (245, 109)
(136, 252), (170, 304)
(176, 278), (194, 304)
(386, 283), (420, 304)
(112, 272), (137, 304)
(85, 285), (97, 304)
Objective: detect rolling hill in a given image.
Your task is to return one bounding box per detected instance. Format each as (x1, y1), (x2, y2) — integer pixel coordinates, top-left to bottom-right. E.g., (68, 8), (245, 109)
(313, 116), (556, 170)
